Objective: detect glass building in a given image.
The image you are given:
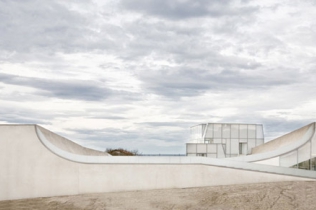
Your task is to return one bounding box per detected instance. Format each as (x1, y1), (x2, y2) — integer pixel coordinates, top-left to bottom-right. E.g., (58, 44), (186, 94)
(187, 123), (264, 158)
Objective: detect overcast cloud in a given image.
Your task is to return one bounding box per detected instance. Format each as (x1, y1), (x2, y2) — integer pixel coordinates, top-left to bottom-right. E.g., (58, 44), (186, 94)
(1, 0), (316, 153)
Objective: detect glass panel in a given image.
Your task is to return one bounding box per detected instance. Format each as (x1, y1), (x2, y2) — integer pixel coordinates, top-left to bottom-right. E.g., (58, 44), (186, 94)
(213, 139), (221, 143)
(205, 138), (214, 143)
(231, 138), (239, 155)
(298, 159), (310, 170)
(239, 138), (247, 143)
(280, 150), (298, 167)
(226, 138), (231, 156)
(186, 144), (196, 154)
(217, 144), (225, 158)
(187, 154), (196, 157)
(231, 124), (239, 138)
(256, 125), (264, 138)
(298, 142), (311, 164)
(207, 153), (217, 158)
(222, 144), (226, 155)
(311, 157), (316, 170)
(312, 132), (316, 157)
(197, 153), (206, 157)
(240, 124), (247, 139)
(248, 125), (256, 138)
(207, 144), (217, 153)
(202, 124), (206, 135)
(190, 125), (203, 143)
(247, 139), (256, 154)
(205, 124), (213, 138)
(222, 124), (230, 138)
(222, 139), (226, 144)
(213, 124), (222, 138)
(256, 139), (264, 146)
(240, 143), (247, 155)
(197, 144), (207, 153)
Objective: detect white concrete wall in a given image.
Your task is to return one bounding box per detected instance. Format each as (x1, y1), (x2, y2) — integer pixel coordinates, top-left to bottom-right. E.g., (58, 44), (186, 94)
(230, 123), (315, 164)
(255, 157), (280, 166)
(38, 126), (110, 156)
(252, 123), (312, 154)
(0, 125), (314, 201)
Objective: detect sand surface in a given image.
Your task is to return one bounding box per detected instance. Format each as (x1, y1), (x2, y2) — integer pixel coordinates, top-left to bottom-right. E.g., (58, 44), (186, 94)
(1, 181), (316, 210)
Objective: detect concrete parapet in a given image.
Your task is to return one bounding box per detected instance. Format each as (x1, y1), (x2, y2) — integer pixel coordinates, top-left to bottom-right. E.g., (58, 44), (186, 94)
(0, 124), (315, 201)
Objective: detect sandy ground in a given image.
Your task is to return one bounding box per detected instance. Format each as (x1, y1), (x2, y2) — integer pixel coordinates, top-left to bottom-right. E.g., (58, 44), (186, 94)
(1, 181), (316, 210)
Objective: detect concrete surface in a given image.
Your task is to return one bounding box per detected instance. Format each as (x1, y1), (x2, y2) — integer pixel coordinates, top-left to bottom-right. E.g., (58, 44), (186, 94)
(1, 124), (315, 201)
(38, 126), (110, 156)
(252, 123), (312, 154)
(230, 123), (315, 164)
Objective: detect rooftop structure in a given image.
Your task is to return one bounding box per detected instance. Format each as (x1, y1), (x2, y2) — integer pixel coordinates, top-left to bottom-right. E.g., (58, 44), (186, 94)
(187, 123), (264, 158)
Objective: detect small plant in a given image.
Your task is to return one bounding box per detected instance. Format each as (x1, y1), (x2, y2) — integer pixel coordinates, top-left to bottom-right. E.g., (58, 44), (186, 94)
(105, 148), (140, 156)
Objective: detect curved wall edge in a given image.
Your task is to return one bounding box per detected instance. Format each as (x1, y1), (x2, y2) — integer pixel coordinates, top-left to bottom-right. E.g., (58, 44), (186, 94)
(229, 123), (315, 163)
(1, 124), (316, 201)
(35, 125), (316, 179)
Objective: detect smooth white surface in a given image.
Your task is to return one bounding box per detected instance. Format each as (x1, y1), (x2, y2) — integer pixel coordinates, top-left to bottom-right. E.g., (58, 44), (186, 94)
(255, 157), (280, 166)
(231, 123), (315, 163)
(1, 124), (315, 201)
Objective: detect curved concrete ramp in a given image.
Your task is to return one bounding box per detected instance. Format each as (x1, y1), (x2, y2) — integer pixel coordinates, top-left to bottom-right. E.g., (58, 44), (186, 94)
(1, 124), (315, 201)
(37, 126), (110, 156)
(252, 123), (313, 154)
(230, 123), (316, 166)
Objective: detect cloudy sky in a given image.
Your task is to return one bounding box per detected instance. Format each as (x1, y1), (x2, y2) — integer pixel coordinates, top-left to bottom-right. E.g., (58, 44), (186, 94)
(1, 0), (316, 154)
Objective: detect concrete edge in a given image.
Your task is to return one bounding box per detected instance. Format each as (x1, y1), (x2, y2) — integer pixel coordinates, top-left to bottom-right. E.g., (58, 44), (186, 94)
(35, 125), (316, 179)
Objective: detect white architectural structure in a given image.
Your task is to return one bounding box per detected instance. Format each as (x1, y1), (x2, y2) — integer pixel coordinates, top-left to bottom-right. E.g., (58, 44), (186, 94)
(187, 123), (264, 157)
(232, 122), (316, 170)
(187, 122), (316, 171)
(1, 123), (316, 201)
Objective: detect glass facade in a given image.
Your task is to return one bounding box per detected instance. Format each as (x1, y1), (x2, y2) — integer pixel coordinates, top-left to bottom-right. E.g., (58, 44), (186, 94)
(291, 157), (316, 171)
(190, 125), (205, 143)
(187, 123), (264, 158)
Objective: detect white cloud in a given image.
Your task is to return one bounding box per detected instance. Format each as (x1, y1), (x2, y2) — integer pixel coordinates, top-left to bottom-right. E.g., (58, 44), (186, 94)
(1, 0), (316, 153)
